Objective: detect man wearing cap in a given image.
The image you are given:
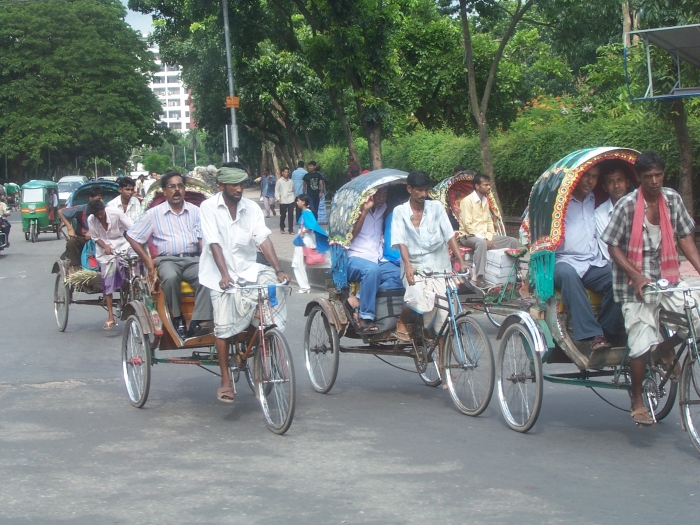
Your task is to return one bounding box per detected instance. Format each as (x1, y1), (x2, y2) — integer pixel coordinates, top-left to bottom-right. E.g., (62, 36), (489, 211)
(199, 163), (290, 403)
(126, 171), (214, 339)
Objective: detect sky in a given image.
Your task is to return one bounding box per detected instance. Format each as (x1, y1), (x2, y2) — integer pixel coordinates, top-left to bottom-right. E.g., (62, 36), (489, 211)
(122, 1), (154, 36)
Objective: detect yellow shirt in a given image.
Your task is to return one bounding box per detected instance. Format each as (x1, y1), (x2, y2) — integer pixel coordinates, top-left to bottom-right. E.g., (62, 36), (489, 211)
(459, 190), (494, 240)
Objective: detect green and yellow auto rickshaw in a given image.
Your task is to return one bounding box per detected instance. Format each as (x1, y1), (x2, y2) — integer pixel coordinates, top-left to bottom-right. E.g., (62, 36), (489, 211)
(21, 180), (61, 242)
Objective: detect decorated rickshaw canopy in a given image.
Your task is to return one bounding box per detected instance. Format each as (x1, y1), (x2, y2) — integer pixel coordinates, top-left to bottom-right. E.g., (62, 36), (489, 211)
(143, 175), (215, 211)
(430, 170), (503, 228)
(328, 168), (408, 247)
(528, 147), (639, 254)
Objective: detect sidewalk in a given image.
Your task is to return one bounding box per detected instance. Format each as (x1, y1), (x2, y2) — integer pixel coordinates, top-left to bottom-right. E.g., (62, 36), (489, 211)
(244, 188), (331, 290)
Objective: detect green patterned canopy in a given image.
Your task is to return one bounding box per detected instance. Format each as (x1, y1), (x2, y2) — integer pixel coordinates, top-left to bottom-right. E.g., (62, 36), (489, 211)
(527, 147), (639, 253)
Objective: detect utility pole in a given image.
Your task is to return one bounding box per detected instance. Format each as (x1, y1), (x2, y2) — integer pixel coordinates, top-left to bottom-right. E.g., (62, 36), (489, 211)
(221, 0), (239, 161)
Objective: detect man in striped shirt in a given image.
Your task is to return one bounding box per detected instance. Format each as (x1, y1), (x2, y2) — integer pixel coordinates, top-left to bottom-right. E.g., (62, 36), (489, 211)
(126, 172), (213, 338)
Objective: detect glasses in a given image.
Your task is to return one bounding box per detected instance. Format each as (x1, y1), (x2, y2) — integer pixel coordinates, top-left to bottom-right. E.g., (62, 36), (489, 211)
(166, 183), (186, 190)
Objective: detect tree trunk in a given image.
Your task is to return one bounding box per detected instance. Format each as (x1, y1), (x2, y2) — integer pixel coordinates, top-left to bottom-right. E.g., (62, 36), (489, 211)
(365, 121), (382, 170)
(304, 130), (315, 160)
(171, 144), (176, 167)
(670, 99), (694, 216)
(328, 89), (358, 162)
(269, 141), (281, 176)
(622, 2), (632, 46)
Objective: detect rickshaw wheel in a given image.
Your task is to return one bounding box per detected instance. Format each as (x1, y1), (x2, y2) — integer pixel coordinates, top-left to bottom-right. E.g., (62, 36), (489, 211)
(497, 323), (543, 432)
(679, 353), (700, 455)
(255, 328), (295, 435)
(646, 324), (678, 421)
(122, 315), (152, 408)
(445, 316), (494, 416)
(304, 306), (340, 394)
(24, 231), (29, 241)
(244, 346), (256, 393)
(54, 273), (70, 332)
(55, 225), (61, 239)
(414, 345), (442, 387)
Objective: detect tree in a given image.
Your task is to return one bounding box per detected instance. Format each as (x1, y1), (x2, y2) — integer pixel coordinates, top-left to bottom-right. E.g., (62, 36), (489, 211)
(0, 0), (163, 180)
(143, 153), (171, 174)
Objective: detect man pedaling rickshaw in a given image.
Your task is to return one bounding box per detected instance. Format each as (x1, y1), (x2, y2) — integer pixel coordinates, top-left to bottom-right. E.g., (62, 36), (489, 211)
(58, 185), (105, 271)
(125, 171), (214, 339)
(602, 150), (700, 427)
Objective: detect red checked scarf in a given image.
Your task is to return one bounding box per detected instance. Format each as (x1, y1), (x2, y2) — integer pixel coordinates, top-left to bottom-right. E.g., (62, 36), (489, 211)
(627, 190), (680, 284)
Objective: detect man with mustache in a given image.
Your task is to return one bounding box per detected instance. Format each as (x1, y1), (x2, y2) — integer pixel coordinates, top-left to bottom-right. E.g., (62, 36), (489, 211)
(126, 171), (213, 339)
(554, 164), (620, 352)
(198, 164), (290, 403)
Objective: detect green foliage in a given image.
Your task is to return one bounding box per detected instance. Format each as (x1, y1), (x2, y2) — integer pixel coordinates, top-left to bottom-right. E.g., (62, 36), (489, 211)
(143, 153), (171, 174)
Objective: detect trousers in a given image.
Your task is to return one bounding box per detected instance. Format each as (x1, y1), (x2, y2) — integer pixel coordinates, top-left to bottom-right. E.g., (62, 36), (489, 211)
(460, 235), (519, 279)
(347, 257), (403, 320)
(156, 256), (213, 320)
(62, 236), (87, 267)
(263, 196), (275, 217)
(308, 195), (320, 218)
(279, 203), (295, 233)
(554, 262), (621, 341)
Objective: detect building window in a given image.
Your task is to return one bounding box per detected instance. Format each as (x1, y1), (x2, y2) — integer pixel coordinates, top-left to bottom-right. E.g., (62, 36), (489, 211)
(168, 87), (180, 96)
(168, 122), (182, 129)
(169, 111), (181, 119)
(152, 76), (165, 84)
(159, 113), (166, 120)
(185, 111), (190, 118)
(153, 88), (165, 96)
(168, 100), (179, 107)
(167, 75), (179, 84)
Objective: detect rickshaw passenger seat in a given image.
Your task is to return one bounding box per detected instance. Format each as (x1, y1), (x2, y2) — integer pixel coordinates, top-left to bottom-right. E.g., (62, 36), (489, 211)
(555, 289), (603, 312)
(349, 281), (360, 296)
(180, 281), (196, 295)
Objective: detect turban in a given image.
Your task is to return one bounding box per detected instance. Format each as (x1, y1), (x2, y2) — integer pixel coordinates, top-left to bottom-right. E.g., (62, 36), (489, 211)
(217, 167), (248, 184)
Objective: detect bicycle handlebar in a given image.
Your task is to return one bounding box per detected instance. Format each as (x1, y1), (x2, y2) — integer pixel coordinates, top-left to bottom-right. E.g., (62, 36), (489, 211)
(643, 278), (700, 295)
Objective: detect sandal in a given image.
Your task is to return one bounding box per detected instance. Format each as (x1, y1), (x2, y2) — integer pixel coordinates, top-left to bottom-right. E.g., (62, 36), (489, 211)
(356, 321), (379, 334)
(659, 358), (682, 382)
(631, 407), (655, 426)
(590, 335), (611, 351)
(217, 386), (235, 403)
(103, 320), (116, 330)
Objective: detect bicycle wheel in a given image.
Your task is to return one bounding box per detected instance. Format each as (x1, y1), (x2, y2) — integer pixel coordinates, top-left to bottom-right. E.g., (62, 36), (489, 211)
(304, 306), (340, 393)
(54, 273), (70, 332)
(244, 347), (256, 393)
(680, 353), (700, 455)
(497, 322), (543, 432)
(122, 315), (151, 408)
(643, 366), (678, 422)
(255, 328), (295, 434)
(414, 345), (442, 387)
(445, 315), (494, 415)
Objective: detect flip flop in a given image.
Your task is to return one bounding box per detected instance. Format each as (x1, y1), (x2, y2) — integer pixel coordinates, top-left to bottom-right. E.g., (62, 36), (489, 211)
(356, 322), (379, 334)
(631, 407), (655, 426)
(217, 386), (235, 403)
(103, 320), (116, 330)
(394, 330), (412, 342)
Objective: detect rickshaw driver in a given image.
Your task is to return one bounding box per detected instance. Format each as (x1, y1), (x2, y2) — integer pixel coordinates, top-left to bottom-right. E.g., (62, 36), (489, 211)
(392, 170), (467, 341)
(58, 185), (105, 270)
(554, 165), (621, 351)
(595, 165), (632, 260)
(198, 165), (290, 403)
(346, 186), (404, 333)
(125, 172), (214, 339)
(602, 150), (700, 426)
(458, 172), (519, 287)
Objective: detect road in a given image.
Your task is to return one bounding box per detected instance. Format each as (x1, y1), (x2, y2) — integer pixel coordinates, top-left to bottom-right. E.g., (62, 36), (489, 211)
(0, 209), (699, 525)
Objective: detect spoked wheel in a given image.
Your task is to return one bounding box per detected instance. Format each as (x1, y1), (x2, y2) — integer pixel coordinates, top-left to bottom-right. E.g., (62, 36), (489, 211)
(30, 222), (37, 243)
(497, 322), (543, 432)
(244, 347), (256, 393)
(304, 306), (340, 393)
(680, 353), (700, 455)
(122, 315), (152, 408)
(54, 273), (70, 332)
(255, 328), (295, 434)
(642, 367), (678, 422)
(414, 345), (442, 387)
(445, 315), (494, 415)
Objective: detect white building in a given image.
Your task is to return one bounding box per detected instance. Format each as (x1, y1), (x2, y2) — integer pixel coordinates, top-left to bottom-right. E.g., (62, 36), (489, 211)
(145, 36), (193, 132)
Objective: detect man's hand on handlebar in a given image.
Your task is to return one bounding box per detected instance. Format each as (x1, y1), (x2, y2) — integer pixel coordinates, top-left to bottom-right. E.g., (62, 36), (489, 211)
(103, 246), (113, 256)
(219, 275), (235, 290)
(632, 274), (651, 301)
(405, 263), (416, 286)
(277, 272), (291, 284)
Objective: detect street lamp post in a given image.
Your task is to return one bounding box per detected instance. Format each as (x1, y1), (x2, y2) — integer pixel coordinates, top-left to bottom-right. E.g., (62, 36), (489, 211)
(221, 0), (239, 162)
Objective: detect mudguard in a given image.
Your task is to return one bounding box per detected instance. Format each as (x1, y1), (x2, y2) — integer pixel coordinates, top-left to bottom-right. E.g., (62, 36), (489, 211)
(121, 300), (155, 333)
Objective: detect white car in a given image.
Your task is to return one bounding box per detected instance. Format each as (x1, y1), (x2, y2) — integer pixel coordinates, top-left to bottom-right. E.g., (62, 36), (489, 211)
(57, 175), (88, 206)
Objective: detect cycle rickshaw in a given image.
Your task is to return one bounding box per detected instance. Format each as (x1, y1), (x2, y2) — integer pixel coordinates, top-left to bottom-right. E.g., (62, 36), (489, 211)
(119, 176), (296, 434)
(431, 170), (530, 327)
(51, 180), (125, 331)
(490, 147), (700, 445)
(20, 180), (61, 242)
(302, 169), (495, 416)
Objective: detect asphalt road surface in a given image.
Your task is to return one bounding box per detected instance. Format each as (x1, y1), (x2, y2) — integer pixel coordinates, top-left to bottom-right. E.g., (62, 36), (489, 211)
(1, 209), (699, 525)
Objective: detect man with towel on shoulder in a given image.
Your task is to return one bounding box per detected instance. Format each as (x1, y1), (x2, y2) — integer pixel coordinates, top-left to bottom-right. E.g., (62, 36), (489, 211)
(602, 150), (700, 427)
(198, 163), (290, 404)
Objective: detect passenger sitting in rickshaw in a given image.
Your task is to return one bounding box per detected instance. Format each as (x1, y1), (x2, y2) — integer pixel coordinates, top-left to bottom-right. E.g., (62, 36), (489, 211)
(555, 164), (621, 351)
(595, 162), (633, 260)
(345, 186), (404, 333)
(458, 172), (519, 288)
(125, 171), (214, 339)
(392, 171), (467, 341)
(199, 165), (290, 403)
(602, 150), (700, 426)
(58, 185), (105, 271)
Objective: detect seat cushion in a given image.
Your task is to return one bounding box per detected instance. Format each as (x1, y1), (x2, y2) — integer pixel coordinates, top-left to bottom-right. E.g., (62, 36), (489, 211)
(181, 281), (195, 295)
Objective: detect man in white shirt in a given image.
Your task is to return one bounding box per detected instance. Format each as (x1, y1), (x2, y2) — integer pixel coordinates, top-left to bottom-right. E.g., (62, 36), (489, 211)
(347, 186), (403, 333)
(275, 167), (295, 234)
(199, 164), (290, 403)
(594, 165), (631, 260)
(108, 177), (142, 223)
(392, 171), (467, 340)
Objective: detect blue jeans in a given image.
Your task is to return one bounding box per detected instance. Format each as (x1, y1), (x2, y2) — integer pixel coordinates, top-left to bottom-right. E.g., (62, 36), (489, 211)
(347, 257), (403, 320)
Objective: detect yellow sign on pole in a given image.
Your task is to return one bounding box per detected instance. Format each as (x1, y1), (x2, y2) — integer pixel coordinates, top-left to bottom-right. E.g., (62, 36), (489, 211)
(225, 96), (240, 108)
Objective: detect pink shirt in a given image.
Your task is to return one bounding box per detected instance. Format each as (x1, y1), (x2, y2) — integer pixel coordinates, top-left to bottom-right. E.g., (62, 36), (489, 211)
(347, 204), (386, 263)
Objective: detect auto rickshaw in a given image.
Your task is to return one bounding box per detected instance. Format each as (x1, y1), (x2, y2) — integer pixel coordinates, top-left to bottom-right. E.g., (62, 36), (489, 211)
(5, 183), (21, 211)
(489, 147), (691, 435)
(20, 180), (61, 242)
